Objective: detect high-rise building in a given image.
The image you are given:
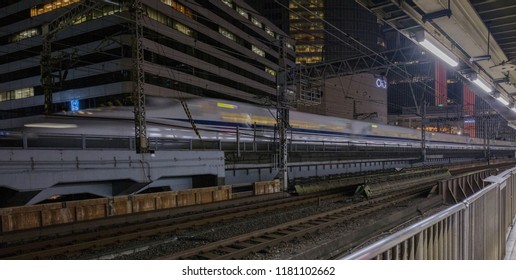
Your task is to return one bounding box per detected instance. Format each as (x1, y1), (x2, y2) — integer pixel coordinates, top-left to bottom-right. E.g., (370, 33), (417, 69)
(0, 0), (294, 120)
(246, 0), (387, 123)
(246, 0), (384, 64)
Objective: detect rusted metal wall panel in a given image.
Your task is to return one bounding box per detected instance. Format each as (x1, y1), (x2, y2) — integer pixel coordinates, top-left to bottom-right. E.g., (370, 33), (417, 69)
(0, 186), (233, 233)
(213, 186), (231, 201)
(198, 190), (213, 204)
(254, 180), (280, 195)
(132, 194), (158, 213)
(43, 208), (74, 226)
(69, 198), (109, 222)
(7, 211), (42, 231)
(177, 190), (196, 207)
(155, 192), (177, 209)
(112, 196), (131, 215)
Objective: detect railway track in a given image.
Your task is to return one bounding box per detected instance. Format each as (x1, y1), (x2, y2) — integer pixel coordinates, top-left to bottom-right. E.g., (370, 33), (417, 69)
(157, 184), (432, 260)
(2, 164), (509, 260)
(0, 192), (347, 260)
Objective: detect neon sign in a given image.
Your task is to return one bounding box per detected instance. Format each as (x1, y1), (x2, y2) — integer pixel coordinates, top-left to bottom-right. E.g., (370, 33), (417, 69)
(376, 79), (387, 89)
(70, 99), (79, 111)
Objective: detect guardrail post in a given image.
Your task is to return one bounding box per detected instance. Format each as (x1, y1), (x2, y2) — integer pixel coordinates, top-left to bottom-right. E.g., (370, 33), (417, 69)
(415, 231), (424, 259)
(463, 203), (470, 259)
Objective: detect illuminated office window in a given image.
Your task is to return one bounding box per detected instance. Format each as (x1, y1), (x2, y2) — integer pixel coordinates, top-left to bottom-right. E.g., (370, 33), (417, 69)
(265, 26), (275, 37)
(296, 56), (322, 64)
(252, 45), (265, 57)
(161, 0), (193, 18)
(0, 87), (34, 102)
(31, 0), (81, 17)
(219, 27), (236, 41)
(72, 4), (123, 24)
(236, 6), (248, 19)
(294, 33), (324, 41)
(9, 28), (40, 43)
(221, 0), (233, 8)
(265, 67), (276, 76)
(174, 22), (193, 37)
(251, 16), (263, 28)
(295, 44), (323, 53)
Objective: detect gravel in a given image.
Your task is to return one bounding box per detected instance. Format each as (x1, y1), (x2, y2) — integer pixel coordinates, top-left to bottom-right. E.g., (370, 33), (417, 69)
(61, 194), (445, 260)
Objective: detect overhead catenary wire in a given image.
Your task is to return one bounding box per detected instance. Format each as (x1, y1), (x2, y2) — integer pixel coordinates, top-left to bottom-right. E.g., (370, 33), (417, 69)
(275, 0), (449, 104)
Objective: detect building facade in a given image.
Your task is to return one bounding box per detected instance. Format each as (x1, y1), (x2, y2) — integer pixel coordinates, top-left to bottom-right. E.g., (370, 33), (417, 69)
(0, 0), (294, 119)
(246, 0), (383, 64)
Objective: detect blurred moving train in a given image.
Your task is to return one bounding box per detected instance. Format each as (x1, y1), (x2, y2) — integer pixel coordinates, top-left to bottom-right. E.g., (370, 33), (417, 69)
(1, 97), (516, 151)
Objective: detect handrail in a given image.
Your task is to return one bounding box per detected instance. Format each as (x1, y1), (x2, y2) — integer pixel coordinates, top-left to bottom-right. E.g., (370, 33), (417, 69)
(341, 202), (466, 260)
(341, 166), (516, 260)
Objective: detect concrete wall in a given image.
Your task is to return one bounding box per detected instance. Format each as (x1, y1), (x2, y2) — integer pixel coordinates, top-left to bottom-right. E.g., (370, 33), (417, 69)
(297, 73), (388, 124)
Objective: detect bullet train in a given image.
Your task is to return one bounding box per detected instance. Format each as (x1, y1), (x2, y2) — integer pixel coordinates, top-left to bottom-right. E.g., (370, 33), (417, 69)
(1, 96), (516, 151)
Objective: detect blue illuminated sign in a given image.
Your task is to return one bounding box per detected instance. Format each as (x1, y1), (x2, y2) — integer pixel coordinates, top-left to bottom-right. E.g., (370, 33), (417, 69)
(70, 99), (79, 111)
(376, 79), (387, 89)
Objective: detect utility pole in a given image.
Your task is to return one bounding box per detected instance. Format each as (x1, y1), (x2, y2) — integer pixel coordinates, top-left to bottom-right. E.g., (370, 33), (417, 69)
(483, 117), (491, 163)
(131, 0), (149, 153)
(420, 100), (427, 162)
(277, 36), (289, 191)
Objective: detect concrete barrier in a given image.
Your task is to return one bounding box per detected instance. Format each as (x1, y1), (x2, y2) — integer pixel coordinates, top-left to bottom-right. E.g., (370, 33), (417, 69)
(0, 186), (231, 233)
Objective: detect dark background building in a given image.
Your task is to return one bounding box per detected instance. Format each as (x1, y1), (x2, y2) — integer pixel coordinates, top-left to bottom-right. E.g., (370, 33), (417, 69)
(0, 0), (294, 120)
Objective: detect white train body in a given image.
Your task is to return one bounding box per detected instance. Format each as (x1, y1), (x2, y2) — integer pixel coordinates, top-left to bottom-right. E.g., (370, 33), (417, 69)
(2, 97), (515, 151)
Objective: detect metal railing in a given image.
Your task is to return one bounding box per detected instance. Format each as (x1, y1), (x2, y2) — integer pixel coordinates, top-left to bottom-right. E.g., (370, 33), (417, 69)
(342, 167), (516, 260)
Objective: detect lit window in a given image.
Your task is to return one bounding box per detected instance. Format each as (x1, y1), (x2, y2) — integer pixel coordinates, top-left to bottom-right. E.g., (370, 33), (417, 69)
(161, 0), (193, 18)
(174, 22), (193, 36)
(9, 28), (40, 43)
(251, 17), (262, 28)
(315, 11), (324, 18)
(308, 0), (324, 8)
(294, 33), (324, 41)
(146, 6), (195, 37)
(221, 0), (233, 8)
(0, 87), (34, 102)
(265, 67), (276, 76)
(296, 56), (322, 64)
(295, 44), (323, 53)
(252, 45), (265, 57)
(31, 0), (81, 17)
(219, 27), (236, 41)
(289, 14), (299, 20)
(236, 6), (248, 19)
(265, 26), (274, 37)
